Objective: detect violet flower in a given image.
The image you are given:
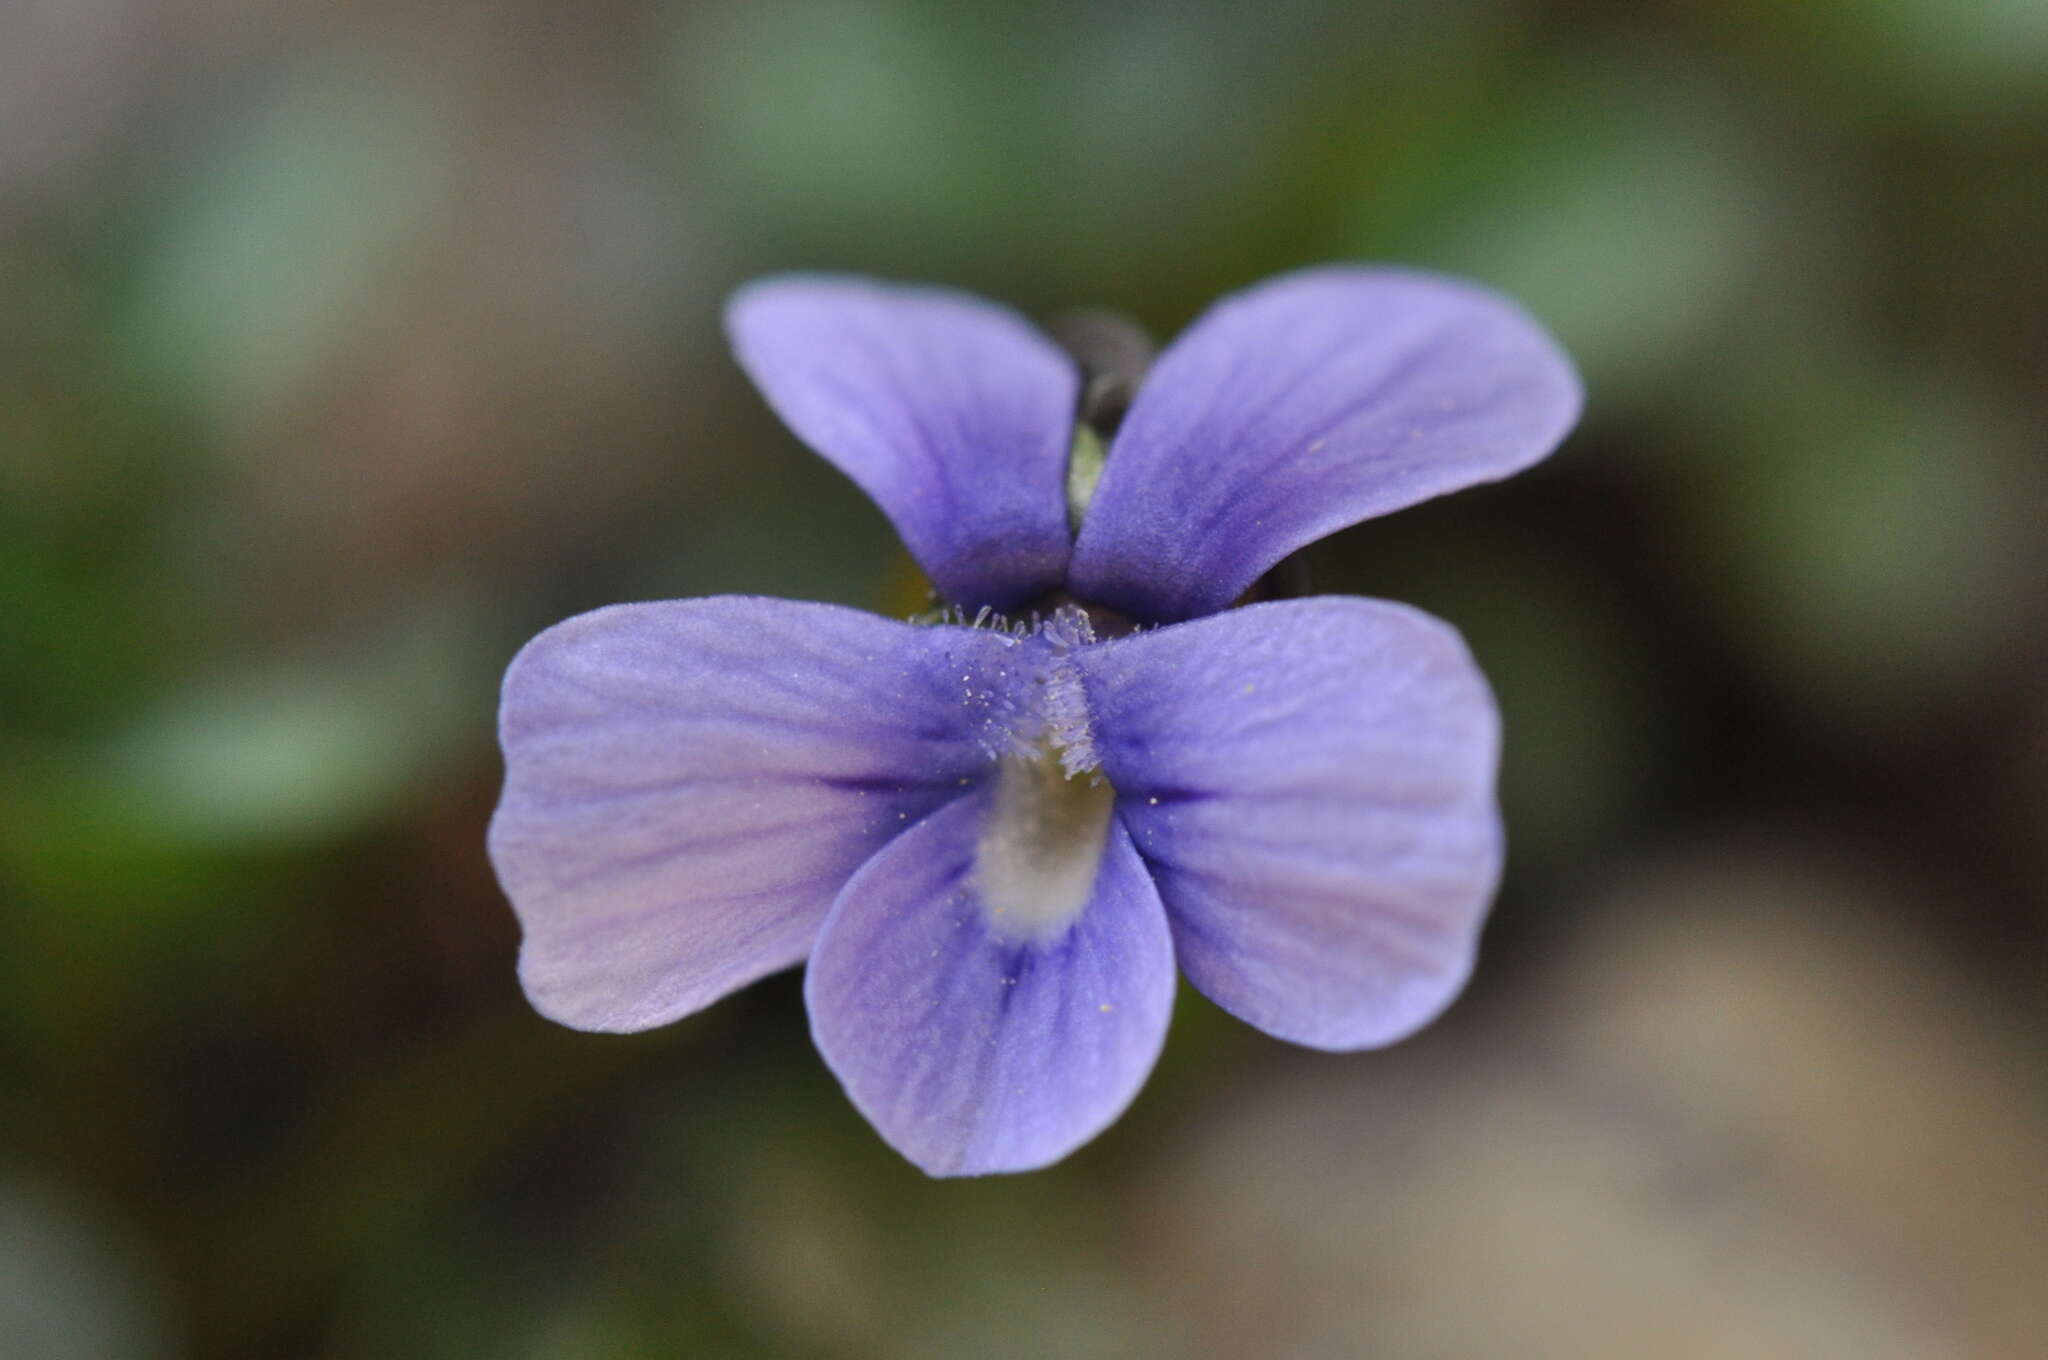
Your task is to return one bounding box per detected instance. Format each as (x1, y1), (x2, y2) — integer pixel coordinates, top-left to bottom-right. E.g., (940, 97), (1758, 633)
(489, 267), (1580, 1175)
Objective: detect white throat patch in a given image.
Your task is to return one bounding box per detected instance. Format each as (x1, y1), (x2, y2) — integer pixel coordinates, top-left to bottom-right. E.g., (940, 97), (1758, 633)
(973, 754), (1116, 942)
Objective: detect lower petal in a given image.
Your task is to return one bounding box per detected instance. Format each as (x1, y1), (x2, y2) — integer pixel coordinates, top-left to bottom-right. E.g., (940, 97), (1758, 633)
(1075, 598), (1503, 1050)
(805, 790), (1175, 1176)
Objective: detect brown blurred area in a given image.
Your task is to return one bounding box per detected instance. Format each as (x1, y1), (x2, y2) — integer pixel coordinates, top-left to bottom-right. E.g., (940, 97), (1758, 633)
(3, 1), (2044, 1356)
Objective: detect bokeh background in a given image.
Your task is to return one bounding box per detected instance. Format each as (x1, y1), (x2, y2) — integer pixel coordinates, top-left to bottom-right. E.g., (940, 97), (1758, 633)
(5, 1), (2046, 1356)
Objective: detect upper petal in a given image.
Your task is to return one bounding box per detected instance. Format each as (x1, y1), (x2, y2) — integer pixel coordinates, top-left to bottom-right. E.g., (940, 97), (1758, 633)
(727, 276), (1081, 612)
(1073, 597), (1503, 1049)
(489, 597), (1020, 1032)
(805, 789), (1176, 1176)
(1069, 266), (1581, 622)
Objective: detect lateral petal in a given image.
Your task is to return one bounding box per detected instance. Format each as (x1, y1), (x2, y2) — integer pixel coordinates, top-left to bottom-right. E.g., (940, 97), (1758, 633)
(1075, 597), (1502, 1048)
(490, 597), (1020, 1031)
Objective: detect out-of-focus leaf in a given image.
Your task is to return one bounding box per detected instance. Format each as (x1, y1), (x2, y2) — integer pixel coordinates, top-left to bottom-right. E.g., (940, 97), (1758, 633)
(1684, 358), (2041, 729)
(89, 588), (496, 848)
(1358, 54), (1779, 403)
(0, 1175), (178, 1360)
(1713, 0), (2048, 117)
(673, 0), (1016, 276)
(673, 0), (1519, 295)
(126, 43), (450, 431)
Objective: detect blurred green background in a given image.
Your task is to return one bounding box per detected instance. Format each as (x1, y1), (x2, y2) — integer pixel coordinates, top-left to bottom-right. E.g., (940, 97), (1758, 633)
(4, 1), (2046, 1356)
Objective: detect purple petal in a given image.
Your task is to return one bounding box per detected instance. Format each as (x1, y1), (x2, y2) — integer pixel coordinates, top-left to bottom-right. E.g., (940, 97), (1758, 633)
(489, 597), (1022, 1032)
(805, 790), (1175, 1176)
(1074, 597), (1502, 1049)
(727, 276), (1080, 612)
(1069, 266), (1581, 622)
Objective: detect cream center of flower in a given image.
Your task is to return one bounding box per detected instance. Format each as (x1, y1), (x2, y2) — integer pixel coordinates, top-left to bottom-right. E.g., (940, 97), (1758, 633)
(973, 752), (1116, 942)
